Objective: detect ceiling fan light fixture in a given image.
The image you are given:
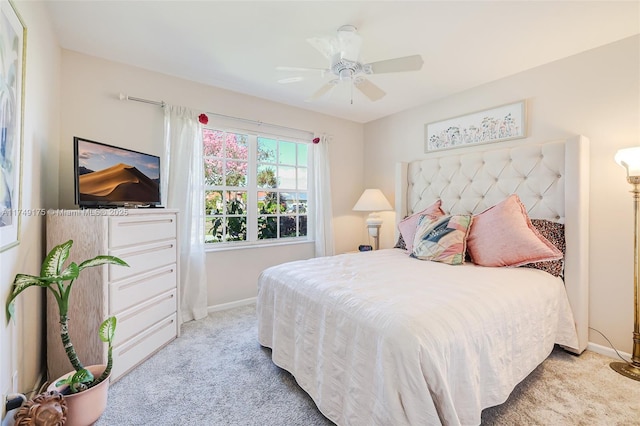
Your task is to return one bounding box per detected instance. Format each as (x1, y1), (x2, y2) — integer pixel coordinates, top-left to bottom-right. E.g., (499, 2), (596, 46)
(338, 68), (353, 81)
(280, 24), (423, 104)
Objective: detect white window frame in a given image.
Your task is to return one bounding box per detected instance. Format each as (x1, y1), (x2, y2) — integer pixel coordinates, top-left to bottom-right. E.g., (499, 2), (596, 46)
(202, 119), (315, 251)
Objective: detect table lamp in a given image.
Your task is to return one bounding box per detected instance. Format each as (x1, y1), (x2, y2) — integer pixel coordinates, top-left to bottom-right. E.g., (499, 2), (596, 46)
(353, 188), (393, 250)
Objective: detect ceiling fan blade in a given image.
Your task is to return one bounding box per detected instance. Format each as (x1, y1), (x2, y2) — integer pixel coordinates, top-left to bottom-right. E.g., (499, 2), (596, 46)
(366, 55), (424, 74)
(305, 81), (338, 102)
(306, 37), (335, 60)
(336, 25), (362, 62)
(307, 25), (363, 62)
(276, 66), (329, 73)
(277, 76), (305, 84)
(354, 78), (386, 101)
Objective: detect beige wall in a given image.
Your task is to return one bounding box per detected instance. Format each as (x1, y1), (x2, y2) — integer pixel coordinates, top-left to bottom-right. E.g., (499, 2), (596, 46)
(3, 4), (636, 412)
(0, 0), (61, 411)
(364, 35), (640, 354)
(58, 51), (365, 308)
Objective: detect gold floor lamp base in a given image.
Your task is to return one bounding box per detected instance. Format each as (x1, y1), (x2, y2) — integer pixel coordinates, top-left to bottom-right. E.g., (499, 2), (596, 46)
(610, 361), (640, 381)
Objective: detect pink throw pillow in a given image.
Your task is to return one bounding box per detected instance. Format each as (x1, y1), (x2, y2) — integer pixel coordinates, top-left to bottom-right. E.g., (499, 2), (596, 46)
(466, 194), (563, 267)
(398, 200), (445, 252)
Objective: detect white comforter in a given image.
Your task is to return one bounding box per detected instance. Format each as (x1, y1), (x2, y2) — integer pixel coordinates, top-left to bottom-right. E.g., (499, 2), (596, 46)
(257, 249), (579, 426)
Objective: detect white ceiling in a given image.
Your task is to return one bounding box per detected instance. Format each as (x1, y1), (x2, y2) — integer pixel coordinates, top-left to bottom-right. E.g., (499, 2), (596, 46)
(44, 1), (639, 123)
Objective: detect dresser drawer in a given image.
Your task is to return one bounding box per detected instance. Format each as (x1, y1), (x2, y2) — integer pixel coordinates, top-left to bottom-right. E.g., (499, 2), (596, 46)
(113, 289), (177, 346)
(109, 264), (177, 314)
(109, 214), (176, 249)
(109, 239), (177, 281)
(110, 314), (177, 383)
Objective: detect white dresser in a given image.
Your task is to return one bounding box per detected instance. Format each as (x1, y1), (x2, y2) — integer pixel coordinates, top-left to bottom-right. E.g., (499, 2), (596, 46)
(46, 209), (180, 382)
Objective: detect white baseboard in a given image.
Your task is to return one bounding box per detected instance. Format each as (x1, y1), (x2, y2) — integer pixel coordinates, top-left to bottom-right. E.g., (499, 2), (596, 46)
(587, 341), (631, 361)
(207, 297), (256, 313)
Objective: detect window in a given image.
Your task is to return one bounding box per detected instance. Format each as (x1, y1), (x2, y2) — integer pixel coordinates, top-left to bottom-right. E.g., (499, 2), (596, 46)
(203, 127), (311, 246)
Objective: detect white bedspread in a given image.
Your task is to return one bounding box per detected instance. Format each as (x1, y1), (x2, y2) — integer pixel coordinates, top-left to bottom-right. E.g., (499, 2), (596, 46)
(257, 249), (579, 426)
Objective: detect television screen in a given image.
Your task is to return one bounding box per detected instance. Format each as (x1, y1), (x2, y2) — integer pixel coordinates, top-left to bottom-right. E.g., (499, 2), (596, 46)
(74, 137), (161, 207)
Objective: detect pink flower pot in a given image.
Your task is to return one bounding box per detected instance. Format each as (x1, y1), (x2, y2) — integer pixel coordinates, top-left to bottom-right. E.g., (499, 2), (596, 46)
(47, 364), (110, 426)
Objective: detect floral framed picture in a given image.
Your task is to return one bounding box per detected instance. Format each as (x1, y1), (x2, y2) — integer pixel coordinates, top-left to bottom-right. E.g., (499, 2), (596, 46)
(1, 0), (27, 252)
(425, 101), (526, 152)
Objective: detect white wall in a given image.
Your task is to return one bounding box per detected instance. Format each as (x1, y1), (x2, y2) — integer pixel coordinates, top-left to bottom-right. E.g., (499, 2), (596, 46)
(58, 50), (365, 309)
(0, 0), (60, 414)
(364, 35), (640, 354)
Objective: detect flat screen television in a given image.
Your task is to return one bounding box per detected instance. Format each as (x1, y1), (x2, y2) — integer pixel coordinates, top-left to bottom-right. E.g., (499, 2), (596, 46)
(74, 137), (162, 208)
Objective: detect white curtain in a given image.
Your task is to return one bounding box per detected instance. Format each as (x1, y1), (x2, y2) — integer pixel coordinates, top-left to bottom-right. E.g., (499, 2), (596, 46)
(162, 105), (208, 322)
(313, 134), (335, 257)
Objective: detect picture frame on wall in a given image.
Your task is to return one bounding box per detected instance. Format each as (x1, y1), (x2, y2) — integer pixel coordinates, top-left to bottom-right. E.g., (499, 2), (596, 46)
(0, 0), (27, 252)
(425, 101), (526, 152)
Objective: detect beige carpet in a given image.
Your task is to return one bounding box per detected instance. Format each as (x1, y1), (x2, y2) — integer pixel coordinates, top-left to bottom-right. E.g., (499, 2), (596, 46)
(97, 304), (639, 425)
(481, 347), (639, 425)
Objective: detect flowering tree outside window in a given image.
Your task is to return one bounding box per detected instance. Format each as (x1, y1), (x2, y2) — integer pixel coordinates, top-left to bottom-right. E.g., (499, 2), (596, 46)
(203, 128), (309, 245)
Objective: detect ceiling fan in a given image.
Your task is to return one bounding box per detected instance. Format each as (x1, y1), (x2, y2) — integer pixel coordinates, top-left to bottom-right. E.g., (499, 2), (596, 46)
(277, 25), (424, 104)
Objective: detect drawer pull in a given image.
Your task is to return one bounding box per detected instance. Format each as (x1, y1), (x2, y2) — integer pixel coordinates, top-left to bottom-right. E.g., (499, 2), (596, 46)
(119, 292), (176, 322)
(117, 317), (175, 356)
(123, 243), (174, 258)
(118, 268), (175, 291)
(116, 218), (174, 227)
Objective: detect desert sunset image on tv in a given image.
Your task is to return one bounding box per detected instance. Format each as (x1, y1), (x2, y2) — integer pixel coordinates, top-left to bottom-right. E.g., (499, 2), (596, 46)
(76, 139), (160, 205)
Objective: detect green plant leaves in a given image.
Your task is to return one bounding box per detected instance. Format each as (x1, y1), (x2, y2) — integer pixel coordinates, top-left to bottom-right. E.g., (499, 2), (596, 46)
(99, 316), (117, 344)
(59, 262), (80, 280)
(5, 274), (50, 322)
(7, 239), (128, 391)
(55, 368), (94, 394)
(41, 240), (73, 277)
(78, 255), (129, 271)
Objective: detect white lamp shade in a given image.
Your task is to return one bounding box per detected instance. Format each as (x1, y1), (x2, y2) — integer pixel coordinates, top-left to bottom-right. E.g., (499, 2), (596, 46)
(353, 189), (393, 212)
(615, 147), (640, 177)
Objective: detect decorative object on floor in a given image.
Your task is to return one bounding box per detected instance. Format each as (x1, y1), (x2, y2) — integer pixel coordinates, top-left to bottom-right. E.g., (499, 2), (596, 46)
(425, 100), (526, 152)
(353, 188), (392, 250)
(611, 146), (640, 381)
(13, 391), (67, 426)
(277, 24), (423, 104)
(6, 240), (128, 425)
(0, 0), (26, 252)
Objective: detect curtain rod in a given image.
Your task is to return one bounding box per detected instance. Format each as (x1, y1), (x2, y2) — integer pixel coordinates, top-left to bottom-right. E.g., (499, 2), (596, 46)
(118, 92), (314, 137)
(207, 112), (313, 137)
(119, 93), (165, 107)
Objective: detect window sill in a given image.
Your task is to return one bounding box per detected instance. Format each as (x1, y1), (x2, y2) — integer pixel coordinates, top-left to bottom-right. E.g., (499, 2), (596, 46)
(204, 239), (314, 253)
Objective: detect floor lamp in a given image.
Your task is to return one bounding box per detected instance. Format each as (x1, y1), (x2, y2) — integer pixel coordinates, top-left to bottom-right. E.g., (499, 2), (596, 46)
(611, 146), (640, 381)
(353, 189), (393, 250)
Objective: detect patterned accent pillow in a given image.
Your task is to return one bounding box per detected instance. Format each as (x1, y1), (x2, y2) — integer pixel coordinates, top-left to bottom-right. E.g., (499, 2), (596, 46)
(398, 200), (445, 252)
(466, 194), (563, 267)
(394, 233), (407, 250)
(522, 219), (566, 277)
(411, 214), (473, 265)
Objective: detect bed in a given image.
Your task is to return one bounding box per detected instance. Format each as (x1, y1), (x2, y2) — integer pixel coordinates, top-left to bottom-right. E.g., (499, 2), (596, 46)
(257, 136), (589, 426)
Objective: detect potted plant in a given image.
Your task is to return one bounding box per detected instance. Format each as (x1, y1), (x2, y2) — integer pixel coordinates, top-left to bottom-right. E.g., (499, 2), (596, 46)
(6, 239), (128, 426)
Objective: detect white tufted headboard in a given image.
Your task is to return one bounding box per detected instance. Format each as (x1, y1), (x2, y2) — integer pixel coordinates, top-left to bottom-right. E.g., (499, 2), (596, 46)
(395, 135), (589, 354)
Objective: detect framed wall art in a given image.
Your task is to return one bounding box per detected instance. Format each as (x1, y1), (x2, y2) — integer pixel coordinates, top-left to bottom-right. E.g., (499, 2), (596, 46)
(1, 0), (27, 252)
(425, 101), (526, 152)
